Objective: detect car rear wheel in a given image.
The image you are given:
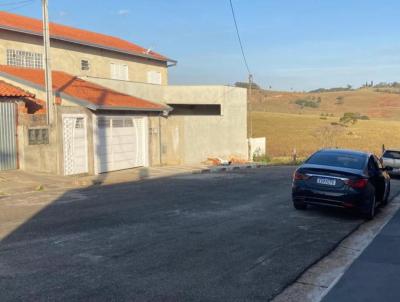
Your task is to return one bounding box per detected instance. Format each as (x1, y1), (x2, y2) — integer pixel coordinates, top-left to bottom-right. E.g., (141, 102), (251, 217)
(381, 182), (391, 206)
(293, 200), (307, 210)
(363, 193), (376, 220)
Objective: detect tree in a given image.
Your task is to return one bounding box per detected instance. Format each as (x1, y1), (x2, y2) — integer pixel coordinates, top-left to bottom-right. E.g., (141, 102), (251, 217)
(234, 82), (260, 90)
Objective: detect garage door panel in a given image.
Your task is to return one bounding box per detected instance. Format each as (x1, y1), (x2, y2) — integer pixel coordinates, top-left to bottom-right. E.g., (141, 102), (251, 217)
(111, 128), (133, 134)
(112, 143), (135, 153)
(113, 153), (136, 162)
(113, 160), (136, 170)
(95, 116), (147, 174)
(95, 145), (112, 154)
(112, 135), (136, 145)
(98, 162), (113, 173)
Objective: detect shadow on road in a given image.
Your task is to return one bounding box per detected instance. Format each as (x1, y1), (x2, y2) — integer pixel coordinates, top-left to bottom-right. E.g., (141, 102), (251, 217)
(0, 167), (379, 301)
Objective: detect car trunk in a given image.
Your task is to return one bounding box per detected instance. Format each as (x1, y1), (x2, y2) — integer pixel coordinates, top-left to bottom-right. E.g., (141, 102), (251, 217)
(299, 164), (365, 191)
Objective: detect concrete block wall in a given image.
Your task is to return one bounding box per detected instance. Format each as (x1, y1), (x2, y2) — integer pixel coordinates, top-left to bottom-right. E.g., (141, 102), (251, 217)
(84, 78), (249, 165)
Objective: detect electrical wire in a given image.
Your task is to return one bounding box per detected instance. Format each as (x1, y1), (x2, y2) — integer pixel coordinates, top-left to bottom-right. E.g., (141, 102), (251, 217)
(0, 0), (35, 12)
(0, 0), (33, 6)
(229, 0), (251, 76)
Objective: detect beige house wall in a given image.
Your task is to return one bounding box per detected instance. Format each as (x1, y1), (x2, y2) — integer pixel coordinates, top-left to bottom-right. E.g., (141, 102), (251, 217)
(17, 99), (95, 175)
(0, 29), (168, 84)
(83, 78), (249, 165)
(164, 86), (248, 164)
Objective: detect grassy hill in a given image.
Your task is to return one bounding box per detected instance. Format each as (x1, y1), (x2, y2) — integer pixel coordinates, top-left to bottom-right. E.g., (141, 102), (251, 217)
(250, 88), (400, 158)
(250, 88), (400, 120)
(252, 112), (400, 157)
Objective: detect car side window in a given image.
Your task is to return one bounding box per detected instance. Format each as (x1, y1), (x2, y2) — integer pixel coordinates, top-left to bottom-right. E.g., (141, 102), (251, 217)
(368, 156), (379, 174)
(373, 156), (383, 169)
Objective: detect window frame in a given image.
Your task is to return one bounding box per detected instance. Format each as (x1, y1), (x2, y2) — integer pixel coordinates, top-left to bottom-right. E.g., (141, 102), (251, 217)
(7, 49), (43, 69)
(147, 70), (162, 85)
(110, 63), (129, 81)
(81, 59), (90, 71)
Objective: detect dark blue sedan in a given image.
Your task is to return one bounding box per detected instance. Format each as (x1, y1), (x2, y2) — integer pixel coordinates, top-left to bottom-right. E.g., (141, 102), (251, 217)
(292, 149), (391, 219)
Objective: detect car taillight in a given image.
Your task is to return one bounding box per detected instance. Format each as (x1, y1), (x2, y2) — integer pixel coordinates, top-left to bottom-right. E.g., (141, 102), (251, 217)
(293, 171), (309, 180)
(346, 178), (368, 189)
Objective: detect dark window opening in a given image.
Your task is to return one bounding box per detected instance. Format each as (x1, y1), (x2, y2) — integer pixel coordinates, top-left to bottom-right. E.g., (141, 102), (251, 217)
(81, 60), (90, 71)
(168, 104), (221, 116)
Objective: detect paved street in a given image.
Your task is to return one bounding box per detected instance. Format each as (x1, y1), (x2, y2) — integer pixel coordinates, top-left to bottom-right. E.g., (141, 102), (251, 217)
(1, 167), (400, 301)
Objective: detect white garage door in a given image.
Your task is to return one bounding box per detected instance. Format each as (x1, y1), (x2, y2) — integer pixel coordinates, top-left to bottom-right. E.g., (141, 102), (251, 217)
(94, 116), (148, 174)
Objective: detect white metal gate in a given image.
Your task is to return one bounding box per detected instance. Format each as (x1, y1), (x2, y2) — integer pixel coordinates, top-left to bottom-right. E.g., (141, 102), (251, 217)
(94, 116), (148, 174)
(63, 115), (88, 175)
(0, 102), (17, 171)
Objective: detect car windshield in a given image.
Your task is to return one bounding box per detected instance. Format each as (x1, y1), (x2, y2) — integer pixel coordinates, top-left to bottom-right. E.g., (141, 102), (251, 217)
(306, 152), (367, 170)
(382, 150), (400, 159)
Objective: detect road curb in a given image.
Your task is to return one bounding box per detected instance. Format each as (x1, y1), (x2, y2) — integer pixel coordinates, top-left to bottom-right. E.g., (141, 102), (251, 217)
(196, 163), (267, 174)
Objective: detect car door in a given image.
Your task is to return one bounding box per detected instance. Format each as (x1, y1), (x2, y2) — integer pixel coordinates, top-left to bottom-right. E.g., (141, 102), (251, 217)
(368, 156), (386, 200)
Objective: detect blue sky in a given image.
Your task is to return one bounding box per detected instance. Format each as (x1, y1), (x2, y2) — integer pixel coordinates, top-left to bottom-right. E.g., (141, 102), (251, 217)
(8, 0), (400, 91)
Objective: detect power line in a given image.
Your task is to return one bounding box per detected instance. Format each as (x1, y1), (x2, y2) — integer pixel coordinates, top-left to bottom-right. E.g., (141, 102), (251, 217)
(229, 0), (251, 76)
(0, 0), (33, 7)
(0, 0), (35, 12)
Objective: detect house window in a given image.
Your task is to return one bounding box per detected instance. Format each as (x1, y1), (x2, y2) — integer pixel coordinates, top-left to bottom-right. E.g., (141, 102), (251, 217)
(124, 118), (133, 127)
(81, 60), (90, 71)
(28, 128), (49, 145)
(75, 118), (84, 129)
(147, 71), (162, 85)
(112, 119), (124, 128)
(97, 118), (110, 128)
(110, 63), (128, 80)
(7, 49), (43, 69)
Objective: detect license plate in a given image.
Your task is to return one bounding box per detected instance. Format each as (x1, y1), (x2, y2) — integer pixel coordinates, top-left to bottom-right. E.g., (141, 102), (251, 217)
(317, 178), (336, 186)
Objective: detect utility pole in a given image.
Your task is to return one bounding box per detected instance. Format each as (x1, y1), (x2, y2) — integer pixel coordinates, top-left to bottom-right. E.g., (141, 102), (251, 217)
(42, 0), (53, 125)
(248, 73), (253, 161)
(248, 74), (253, 138)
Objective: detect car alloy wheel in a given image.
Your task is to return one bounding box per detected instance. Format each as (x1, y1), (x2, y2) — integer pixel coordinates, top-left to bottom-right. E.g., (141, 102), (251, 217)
(366, 195), (376, 220)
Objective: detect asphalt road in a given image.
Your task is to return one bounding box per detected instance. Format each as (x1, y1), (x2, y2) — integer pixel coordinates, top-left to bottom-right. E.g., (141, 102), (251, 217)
(1, 167), (400, 301)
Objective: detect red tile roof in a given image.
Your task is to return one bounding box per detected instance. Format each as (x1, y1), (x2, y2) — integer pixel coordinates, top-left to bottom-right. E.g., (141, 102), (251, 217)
(0, 65), (168, 111)
(0, 11), (173, 63)
(0, 80), (34, 97)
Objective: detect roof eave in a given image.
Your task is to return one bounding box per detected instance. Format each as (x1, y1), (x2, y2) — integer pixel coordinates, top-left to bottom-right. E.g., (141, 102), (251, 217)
(97, 105), (171, 112)
(0, 25), (177, 64)
(0, 70), (173, 112)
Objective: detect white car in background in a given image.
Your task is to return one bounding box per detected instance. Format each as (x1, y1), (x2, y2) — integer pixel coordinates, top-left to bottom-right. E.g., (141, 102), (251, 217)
(381, 149), (400, 175)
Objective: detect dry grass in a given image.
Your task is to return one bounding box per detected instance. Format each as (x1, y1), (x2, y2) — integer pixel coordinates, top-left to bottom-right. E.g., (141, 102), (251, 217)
(250, 88), (400, 120)
(252, 111), (400, 157)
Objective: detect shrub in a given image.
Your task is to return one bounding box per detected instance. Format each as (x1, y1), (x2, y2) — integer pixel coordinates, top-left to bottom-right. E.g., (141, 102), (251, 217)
(295, 99), (319, 108)
(339, 112), (369, 124)
(335, 96), (344, 105)
(253, 154), (270, 163)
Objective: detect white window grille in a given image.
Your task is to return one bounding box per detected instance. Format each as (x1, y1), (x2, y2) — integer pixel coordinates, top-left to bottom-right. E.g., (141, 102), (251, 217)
(6, 49), (43, 69)
(110, 63), (128, 80)
(147, 71), (162, 85)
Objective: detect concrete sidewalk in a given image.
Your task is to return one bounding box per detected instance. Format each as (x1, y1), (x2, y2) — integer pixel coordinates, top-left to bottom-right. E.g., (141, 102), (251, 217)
(322, 205), (400, 302)
(0, 163), (266, 196)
